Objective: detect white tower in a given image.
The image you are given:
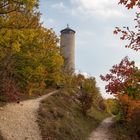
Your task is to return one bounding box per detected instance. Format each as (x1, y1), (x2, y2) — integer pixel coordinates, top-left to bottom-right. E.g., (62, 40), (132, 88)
(60, 25), (76, 71)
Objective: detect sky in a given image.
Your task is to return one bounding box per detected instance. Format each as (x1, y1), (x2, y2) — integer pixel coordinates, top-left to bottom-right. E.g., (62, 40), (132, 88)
(39, 0), (139, 98)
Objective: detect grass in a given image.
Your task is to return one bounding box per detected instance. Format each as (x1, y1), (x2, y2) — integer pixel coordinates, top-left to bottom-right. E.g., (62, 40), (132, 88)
(112, 122), (132, 140)
(38, 91), (109, 140)
(0, 101), (6, 107)
(0, 93), (7, 107)
(19, 88), (54, 101)
(112, 121), (140, 140)
(0, 88), (54, 105)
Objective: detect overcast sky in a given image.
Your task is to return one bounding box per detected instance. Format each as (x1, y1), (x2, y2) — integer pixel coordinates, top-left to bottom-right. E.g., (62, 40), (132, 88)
(39, 0), (139, 98)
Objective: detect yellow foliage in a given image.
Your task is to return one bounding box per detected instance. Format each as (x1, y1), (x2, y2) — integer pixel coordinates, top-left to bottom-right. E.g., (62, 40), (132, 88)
(12, 41), (21, 52)
(118, 94), (140, 122)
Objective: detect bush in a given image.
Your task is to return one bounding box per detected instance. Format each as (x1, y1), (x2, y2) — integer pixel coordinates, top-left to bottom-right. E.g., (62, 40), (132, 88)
(128, 108), (140, 139)
(76, 91), (93, 115)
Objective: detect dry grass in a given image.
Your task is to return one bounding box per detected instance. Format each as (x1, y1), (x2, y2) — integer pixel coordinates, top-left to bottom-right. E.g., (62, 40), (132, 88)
(111, 121), (140, 140)
(38, 91), (109, 140)
(19, 88), (54, 101)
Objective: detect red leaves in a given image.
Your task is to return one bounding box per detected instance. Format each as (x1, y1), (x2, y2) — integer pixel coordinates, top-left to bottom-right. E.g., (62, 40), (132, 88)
(118, 0), (140, 9)
(113, 30), (118, 35)
(100, 57), (139, 96)
(116, 1), (140, 50)
(114, 17), (140, 50)
(114, 27), (128, 41)
(113, 27), (121, 35)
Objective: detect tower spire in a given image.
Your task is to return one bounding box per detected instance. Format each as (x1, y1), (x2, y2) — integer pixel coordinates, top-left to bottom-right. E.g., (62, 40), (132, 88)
(67, 24), (69, 28)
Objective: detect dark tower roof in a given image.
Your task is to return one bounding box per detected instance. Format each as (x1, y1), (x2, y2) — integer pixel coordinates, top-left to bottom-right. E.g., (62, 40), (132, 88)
(60, 24), (76, 34)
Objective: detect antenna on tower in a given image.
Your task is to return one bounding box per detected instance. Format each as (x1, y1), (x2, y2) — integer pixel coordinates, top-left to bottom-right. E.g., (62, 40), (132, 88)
(67, 24), (69, 28)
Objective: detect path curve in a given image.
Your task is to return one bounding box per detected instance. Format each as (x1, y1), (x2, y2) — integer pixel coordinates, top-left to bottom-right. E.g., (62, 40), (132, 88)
(0, 90), (58, 140)
(88, 117), (115, 140)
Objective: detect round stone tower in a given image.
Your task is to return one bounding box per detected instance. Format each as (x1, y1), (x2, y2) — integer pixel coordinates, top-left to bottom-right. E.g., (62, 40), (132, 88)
(60, 25), (76, 71)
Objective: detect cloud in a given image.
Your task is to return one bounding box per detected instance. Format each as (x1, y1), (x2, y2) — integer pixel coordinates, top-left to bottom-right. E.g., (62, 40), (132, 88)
(51, 2), (66, 9)
(49, 0), (126, 20)
(70, 0), (125, 18)
(72, 0), (117, 9)
(47, 18), (55, 24)
(135, 62), (140, 67)
(40, 16), (56, 28)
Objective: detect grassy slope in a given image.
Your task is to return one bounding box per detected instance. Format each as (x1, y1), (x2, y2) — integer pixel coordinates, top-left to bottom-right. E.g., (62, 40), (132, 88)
(112, 122), (131, 140)
(0, 88), (53, 104)
(38, 91), (109, 140)
(112, 122), (140, 140)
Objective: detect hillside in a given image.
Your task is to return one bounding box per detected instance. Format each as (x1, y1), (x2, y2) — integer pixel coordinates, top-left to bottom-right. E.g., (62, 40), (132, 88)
(38, 90), (109, 140)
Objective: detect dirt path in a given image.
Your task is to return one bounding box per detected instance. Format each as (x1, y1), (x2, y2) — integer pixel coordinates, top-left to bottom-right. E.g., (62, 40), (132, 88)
(88, 117), (115, 140)
(0, 90), (58, 140)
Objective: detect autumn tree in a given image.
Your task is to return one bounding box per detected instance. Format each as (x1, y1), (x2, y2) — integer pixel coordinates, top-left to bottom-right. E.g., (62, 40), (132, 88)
(0, 0), (38, 15)
(114, 0), (140, 50)
(100, 57), (140, 135)
(105, 99), (119, 115)
(0, 0), (63, 101)
(118, 0), (140, 9)
(0, 0), (40, 29)
(100, 3), (140, 136)
(13, 28), (63, 95)
(100, 56), (140, 99)
(75, 76), (103, 115)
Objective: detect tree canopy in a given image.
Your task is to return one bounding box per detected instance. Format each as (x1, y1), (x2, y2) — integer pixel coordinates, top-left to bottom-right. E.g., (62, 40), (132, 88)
(114, 0), (140, 50)
(0, 0), (63, 101)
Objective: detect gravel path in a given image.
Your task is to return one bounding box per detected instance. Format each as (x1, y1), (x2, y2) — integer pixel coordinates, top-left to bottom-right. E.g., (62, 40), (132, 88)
(0, 90), (58, 140)
(88, 117), (115, 140)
